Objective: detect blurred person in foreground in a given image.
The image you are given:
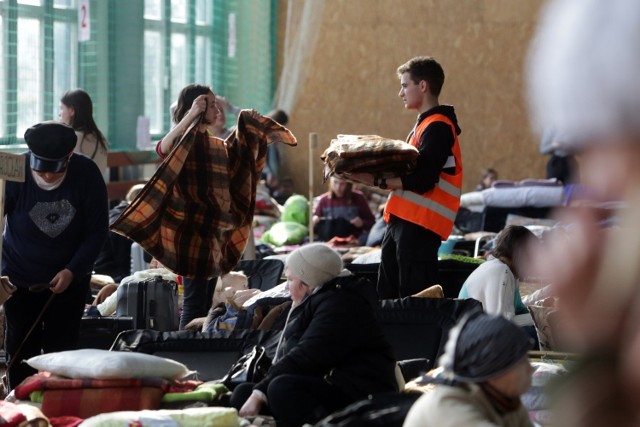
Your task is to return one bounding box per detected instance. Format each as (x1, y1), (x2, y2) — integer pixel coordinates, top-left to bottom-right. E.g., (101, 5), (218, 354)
(527, 0), (640, 425)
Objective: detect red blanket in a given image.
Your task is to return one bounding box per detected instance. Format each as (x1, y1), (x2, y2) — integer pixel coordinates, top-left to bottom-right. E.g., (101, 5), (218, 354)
(15, 374), (200, 419)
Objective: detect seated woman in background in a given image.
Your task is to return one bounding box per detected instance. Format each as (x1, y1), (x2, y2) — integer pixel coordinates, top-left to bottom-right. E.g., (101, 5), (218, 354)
(232, 243), (398, 426)
(458, 225), (549, 342)
(312, 176), (375, 244)
(404, 313), (534, 427)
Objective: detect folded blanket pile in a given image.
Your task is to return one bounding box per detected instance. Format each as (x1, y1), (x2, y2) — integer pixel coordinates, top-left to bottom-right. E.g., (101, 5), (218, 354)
(321, 135), (418, 181)
(15, 374), (199, 419)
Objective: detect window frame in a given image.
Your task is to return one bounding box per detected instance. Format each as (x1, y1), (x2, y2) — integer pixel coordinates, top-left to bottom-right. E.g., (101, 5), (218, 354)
(143, 0), (215, 138)
(0, 0), (77, 148)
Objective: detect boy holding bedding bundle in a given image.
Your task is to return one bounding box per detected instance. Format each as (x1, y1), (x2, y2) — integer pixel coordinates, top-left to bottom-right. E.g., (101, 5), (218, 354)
(349, 56), (463, 299)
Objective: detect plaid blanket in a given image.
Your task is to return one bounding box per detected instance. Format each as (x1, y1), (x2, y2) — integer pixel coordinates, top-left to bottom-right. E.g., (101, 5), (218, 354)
(111, 110), (297, 279)
(321, 134), (418, 181)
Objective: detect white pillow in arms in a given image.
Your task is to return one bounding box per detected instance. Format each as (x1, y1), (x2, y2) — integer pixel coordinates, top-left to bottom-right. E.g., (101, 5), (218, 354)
(27, 349), (190, 380)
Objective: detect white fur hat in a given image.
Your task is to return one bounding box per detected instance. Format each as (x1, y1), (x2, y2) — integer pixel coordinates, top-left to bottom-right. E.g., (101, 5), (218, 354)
(527, 0), (640, 148)
(286, 243), (343, 289)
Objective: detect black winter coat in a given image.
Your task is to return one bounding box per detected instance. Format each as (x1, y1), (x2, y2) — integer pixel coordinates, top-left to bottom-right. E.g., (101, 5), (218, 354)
(254, 274), (398, 399)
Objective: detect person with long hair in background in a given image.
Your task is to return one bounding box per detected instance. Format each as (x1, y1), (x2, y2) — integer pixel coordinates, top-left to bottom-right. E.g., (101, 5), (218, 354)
(59, 89), (109, 176)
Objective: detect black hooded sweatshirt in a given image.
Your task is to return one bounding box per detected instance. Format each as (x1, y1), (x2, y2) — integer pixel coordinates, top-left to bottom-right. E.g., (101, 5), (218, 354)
(400, 104), (462, 194)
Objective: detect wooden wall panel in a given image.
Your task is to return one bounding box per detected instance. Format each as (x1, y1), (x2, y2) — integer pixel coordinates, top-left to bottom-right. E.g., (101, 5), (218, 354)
(278, 0), (546, 195)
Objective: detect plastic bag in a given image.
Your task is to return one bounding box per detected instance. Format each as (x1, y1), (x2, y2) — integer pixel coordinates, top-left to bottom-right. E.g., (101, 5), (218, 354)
(282, 195), (309, 226)
(261, 222), (309, 246)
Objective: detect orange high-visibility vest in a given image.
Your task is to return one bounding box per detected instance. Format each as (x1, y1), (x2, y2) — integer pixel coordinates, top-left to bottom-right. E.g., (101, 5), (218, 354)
(384, 113), (463, 240)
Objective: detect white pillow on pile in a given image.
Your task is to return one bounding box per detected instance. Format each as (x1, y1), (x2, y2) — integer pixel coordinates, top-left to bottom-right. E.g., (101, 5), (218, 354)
(27, 349), (189, 380)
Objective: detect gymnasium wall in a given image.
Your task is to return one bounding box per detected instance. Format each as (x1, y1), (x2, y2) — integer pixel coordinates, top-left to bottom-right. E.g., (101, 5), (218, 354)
(277, 0), (547, 196)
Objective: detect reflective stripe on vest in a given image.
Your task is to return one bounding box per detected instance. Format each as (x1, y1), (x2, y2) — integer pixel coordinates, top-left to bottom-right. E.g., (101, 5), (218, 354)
(384, 113), (463, 240)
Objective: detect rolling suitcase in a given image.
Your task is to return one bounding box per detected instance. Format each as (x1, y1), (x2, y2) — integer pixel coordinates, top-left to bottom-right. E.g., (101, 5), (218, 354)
(115, 276), (179, 331)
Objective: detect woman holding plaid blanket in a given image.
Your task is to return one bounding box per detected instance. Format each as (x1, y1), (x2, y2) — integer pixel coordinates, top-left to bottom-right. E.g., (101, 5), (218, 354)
(156, 83), (221, 330)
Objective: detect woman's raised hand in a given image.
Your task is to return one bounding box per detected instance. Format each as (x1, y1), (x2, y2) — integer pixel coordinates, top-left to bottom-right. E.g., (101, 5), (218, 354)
(187, 94), (209, 120)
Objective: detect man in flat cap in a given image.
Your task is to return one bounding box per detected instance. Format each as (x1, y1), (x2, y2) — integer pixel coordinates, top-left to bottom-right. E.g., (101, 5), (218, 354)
(2, 121), (108, 390)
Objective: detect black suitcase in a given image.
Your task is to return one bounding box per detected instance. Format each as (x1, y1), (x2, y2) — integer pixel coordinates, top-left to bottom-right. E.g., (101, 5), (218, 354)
(78, 316), (135, 350)
(112, 329), (282, 382)
(115, 276), (179, 331)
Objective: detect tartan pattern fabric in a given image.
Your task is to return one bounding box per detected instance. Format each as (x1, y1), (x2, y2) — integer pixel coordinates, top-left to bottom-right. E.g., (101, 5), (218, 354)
(321, 135), (419, 181)
(111, 110), (297, 279)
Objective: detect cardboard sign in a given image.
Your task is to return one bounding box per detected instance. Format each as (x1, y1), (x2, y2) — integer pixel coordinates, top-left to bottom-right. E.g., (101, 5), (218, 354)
(0, 152), (25, 183)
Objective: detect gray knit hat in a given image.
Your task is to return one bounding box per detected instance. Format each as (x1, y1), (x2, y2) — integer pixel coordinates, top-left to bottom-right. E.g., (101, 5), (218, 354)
(439, 313), (534, 383)
(286, 243), (343, 289)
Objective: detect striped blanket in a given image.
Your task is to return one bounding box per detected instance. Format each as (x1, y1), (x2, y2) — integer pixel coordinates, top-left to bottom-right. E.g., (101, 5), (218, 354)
(111, 110), (297, 279)
(14, 373), (199, 418)
(321, 134), (419, 181)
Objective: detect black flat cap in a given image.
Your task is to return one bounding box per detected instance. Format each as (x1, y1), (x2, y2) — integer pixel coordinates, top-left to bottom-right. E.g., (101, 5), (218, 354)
(24, 121), (77, 173)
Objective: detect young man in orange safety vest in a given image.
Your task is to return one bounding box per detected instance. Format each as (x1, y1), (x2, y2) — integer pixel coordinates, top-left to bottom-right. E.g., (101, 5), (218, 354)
(349, 56), (463, 298)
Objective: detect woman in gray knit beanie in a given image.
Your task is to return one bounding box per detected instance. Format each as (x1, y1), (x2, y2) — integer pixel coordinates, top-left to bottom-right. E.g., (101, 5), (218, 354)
(285, 243), (345, 305)
(233, 243), (398, 426)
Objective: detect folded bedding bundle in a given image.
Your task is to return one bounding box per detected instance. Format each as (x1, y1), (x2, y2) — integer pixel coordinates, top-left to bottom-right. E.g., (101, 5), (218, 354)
(14, 350), (201, 419)
(321, 134), (419, 181)
(15, 373), (201, 419)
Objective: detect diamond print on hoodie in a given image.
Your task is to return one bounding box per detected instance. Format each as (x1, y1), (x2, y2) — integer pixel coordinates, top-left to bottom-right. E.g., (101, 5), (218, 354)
(29, 200), (77, 238)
